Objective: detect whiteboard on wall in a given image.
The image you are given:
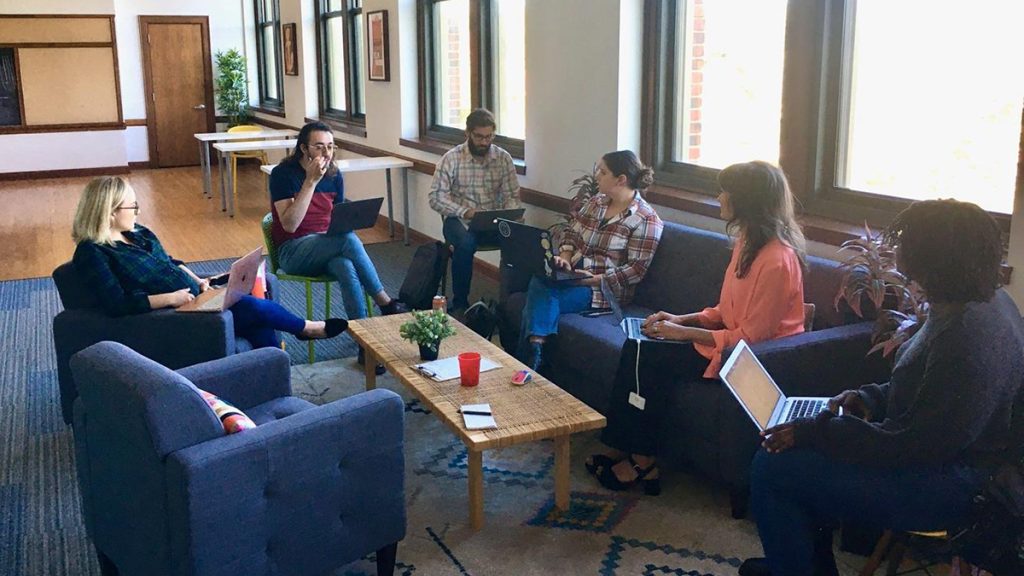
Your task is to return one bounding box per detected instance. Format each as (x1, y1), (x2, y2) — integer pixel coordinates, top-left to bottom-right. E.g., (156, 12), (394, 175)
(19, 47), (119, 125)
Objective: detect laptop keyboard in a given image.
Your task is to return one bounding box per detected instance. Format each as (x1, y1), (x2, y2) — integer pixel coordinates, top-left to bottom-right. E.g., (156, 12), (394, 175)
(784, 399), (827, 422)
(192, 293), (225, 312)
(625, 317), (644, 340)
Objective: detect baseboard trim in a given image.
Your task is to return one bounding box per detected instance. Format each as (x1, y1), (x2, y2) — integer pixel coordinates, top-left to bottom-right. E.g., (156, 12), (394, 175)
(374, 215), (500, 283)
(0, 165), (130, 181)
(128, 161), (152, 170)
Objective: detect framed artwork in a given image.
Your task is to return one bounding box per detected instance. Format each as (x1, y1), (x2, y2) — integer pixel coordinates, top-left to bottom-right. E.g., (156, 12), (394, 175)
(282, 23), (298, 76)
(367, 10), (390, 81)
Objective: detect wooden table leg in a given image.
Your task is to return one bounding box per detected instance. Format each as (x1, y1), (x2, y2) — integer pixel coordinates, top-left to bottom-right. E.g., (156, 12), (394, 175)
(553, 435), (570, 511)
(468, 449), (484, 529)
(364, 347), (377, 390)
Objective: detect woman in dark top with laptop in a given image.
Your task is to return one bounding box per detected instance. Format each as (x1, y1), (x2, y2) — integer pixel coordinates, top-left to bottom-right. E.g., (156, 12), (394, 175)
(72, 176), (347, 348)
(739, 199), (1024, 576)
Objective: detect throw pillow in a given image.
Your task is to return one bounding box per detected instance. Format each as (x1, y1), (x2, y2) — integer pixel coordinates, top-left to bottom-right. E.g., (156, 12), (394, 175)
(197, 389), (257, 434)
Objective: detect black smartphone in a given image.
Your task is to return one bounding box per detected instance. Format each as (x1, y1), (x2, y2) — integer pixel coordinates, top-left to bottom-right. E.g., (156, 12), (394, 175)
(209, 273), (230, 287)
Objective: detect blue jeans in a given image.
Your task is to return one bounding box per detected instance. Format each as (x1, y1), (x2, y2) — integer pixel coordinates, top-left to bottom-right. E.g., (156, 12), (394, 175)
(229, 295), (305, 348)
(750, 448), (984, 576)
(520, 276), (593, 339)
(278, 232), (385, 319)
(442, 217), (499, 309)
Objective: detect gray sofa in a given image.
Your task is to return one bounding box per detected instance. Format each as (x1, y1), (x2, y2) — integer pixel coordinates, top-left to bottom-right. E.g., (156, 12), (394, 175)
(498, 221), (891, 516)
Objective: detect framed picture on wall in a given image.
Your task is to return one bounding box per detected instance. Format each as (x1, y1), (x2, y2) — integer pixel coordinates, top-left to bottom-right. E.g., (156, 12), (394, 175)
(367, 10), (390, 81)
(282, 23), (298, 76)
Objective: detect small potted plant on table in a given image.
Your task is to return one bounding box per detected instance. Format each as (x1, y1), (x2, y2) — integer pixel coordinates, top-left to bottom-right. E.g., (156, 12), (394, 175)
(399, 309), (456, 361)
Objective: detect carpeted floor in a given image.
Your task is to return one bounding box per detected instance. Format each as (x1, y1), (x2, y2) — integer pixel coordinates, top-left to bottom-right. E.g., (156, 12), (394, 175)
(0, 240), (871, 575)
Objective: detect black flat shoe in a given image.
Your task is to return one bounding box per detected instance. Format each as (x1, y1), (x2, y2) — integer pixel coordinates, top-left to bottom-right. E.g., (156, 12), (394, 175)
(295, 318), (349, 341)
(596, 455), (661, 496)
(379, 300), (408, 316)
(738, 558), (771, 576)
(357, 346), (386, 375)
(585, 454), (618, 477)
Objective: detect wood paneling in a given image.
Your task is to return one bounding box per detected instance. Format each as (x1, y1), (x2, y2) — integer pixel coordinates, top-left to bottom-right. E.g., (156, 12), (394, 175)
(0, 17), (111, 44)
(19, 47), (118, 124)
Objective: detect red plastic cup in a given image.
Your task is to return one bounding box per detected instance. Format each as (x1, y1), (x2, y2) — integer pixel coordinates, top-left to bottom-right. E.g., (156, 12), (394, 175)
(458, 352), (481, 387)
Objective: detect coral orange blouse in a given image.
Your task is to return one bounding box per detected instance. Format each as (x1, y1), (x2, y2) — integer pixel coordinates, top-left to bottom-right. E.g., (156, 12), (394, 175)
(693, 238), (805, 378)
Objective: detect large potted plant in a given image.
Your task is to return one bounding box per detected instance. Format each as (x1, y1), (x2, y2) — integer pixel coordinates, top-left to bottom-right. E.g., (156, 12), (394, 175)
(835, 223), (929, 357)
(399, 309), (456, 361)
(214, 49), (250, 127)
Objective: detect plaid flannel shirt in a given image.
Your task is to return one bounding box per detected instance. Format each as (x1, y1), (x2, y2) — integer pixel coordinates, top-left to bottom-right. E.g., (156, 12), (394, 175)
(429, 143), (521, 219)
(72, 225), (199, 317)
(560, 192), (663, 308)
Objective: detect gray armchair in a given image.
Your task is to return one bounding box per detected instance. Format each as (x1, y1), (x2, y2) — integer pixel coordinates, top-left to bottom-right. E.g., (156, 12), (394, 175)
(51, 262), (279, 424)
(70, 341), (406, 576)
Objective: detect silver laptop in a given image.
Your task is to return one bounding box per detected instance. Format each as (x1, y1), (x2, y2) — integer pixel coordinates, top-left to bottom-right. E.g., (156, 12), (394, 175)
(600, 277), (687, 344)
(718, 339), (831, 431)
(177, 247), (263, 313)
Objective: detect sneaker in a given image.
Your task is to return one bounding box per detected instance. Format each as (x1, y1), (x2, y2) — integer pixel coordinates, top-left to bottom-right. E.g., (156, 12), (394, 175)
(357, 346), (386, 375)
(379, 300), (408, 316)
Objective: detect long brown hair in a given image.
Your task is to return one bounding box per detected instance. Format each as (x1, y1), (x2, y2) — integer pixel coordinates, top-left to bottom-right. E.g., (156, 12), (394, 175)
(719, 161), (806, 278)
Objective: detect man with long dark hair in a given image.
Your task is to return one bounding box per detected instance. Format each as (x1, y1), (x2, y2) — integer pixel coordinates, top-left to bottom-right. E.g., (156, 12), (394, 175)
(429, 108), (521, 315)
(740, 199), (1024, 576)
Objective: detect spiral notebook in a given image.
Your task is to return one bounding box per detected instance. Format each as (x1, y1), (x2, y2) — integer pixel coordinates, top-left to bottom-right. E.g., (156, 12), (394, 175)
(413, 356), (501, 382)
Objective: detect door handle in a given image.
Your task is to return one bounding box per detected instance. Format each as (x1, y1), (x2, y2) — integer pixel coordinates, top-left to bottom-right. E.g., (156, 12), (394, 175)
(193, 104), (206, 110)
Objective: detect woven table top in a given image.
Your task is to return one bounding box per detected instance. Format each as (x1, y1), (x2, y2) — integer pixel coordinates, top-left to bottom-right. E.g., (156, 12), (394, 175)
(347, 313), (606, 450)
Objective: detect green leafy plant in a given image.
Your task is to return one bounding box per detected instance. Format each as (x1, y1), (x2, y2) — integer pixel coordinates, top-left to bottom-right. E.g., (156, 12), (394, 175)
(835, 223), (929, 357)
(566, 171), (599, 221)
(214, 49), (250, 127)
(399, 309), (456, 351)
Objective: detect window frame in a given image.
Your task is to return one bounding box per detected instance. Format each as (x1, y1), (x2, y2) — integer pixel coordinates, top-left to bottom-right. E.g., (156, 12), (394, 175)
(641, 0), (1019, 231)
(254, 0), (285, 111)
(315, 0), (366, 128)
(416, 0), (525, 159)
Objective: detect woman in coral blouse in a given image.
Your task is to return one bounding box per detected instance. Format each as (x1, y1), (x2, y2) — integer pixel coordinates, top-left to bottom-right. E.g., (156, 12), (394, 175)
(586, 160), (807, 495)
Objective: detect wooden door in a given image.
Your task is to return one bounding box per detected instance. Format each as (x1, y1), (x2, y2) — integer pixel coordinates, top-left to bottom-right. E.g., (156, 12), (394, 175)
(140, 17), (215, 168)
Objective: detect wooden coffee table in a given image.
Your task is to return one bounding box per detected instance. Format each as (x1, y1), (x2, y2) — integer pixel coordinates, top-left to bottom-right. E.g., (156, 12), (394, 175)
(347, 313), (606, 529)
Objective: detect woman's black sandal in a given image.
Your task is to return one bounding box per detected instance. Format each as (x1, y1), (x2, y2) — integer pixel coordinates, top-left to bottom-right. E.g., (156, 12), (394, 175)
(595, 455), (661, 496)
(296, 318), (348, 341)
(585, 454), (617, 477)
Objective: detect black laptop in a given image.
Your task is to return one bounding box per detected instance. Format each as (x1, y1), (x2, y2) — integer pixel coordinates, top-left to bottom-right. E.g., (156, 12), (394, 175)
(496, 218), (591, 286)
(467, 208), (525, 233)
(326, 197), (385, 236)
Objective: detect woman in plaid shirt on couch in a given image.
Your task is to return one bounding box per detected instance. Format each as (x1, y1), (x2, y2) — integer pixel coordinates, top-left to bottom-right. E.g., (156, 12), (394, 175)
(516, 150), (664, 371)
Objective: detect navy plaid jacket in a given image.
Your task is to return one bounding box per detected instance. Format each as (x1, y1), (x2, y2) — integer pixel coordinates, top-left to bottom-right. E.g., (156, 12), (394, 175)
(72, 225), (199, 317)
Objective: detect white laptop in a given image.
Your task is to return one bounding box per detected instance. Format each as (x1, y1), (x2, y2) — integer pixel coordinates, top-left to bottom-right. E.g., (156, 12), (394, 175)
(177, 247), (263, 313)
(718, 340), (831, 431)
(600, 277), (688, 344)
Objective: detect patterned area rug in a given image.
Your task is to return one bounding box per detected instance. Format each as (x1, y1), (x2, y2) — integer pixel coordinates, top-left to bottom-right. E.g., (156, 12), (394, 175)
(291, 360), (868, 576)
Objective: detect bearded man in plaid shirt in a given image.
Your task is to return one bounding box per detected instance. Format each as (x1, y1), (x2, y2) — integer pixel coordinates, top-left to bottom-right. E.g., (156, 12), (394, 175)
(429, 108), (521, 315)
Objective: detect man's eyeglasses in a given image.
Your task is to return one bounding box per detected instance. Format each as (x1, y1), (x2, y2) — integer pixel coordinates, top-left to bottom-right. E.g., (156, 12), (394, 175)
(115, 203), (140, 215)
(469, 131), (496, 143)
(309, 143), (336, 152)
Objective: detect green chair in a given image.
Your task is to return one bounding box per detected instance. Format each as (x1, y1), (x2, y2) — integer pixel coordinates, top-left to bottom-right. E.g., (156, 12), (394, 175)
(261, 213), (373, 364)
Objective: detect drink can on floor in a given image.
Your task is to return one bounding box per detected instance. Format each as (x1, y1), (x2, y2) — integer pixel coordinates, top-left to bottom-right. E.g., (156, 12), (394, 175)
(432, 295), (447, 311)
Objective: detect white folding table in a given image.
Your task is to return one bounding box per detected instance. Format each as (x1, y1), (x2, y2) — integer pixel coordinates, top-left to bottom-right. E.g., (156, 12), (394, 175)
(194, 129), (297, 200)
(213, 139), (300, 216)
(261, 156), (415, 245)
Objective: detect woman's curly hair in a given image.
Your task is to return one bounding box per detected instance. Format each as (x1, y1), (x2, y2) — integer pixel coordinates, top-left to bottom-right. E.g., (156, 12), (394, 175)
(883, 199), (1003, 303)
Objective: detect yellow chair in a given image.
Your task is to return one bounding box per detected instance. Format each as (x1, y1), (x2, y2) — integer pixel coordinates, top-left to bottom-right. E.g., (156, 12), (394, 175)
(228, 125), (270, 215)
(261, 213), (373, 364)
(859, 529), (976, 575)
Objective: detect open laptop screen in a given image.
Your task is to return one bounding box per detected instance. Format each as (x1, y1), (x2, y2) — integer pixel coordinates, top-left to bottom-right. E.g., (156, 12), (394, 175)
(720, 343), (782, 430)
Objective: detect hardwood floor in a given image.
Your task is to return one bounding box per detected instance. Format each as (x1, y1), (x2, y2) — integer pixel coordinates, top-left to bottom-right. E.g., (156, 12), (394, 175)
(0, 161), (394, 281)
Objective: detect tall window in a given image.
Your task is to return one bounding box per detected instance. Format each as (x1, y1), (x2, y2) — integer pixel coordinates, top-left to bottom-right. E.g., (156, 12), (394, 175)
(647, 0), (787, 192)
(317, 0), (366, 125)
(644, 0), (1024, 225)
(418, 0), (526, 157)
(254, 0), (284, 110)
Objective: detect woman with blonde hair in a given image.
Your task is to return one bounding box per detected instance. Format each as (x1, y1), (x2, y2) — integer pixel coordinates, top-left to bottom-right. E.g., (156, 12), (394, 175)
(587, 160), (808, 495)
(72, 176), (347, 347)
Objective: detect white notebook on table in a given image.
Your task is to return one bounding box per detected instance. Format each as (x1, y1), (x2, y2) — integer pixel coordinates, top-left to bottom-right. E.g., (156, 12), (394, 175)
(413, 356), (501, 382)
(461, 403), (498, 430)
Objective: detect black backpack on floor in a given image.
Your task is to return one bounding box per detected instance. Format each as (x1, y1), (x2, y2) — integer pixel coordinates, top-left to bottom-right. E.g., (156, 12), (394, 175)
(399, 241), (450, 310)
